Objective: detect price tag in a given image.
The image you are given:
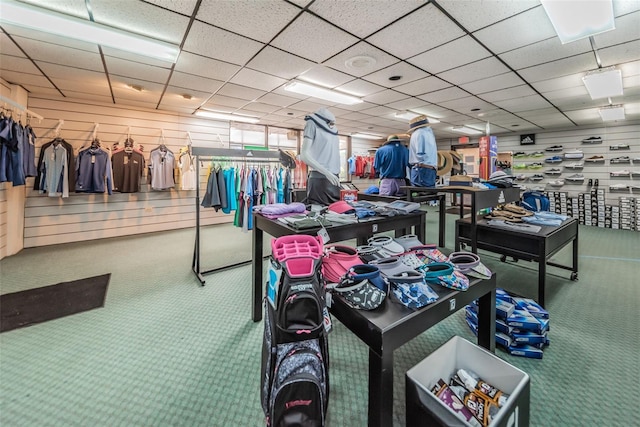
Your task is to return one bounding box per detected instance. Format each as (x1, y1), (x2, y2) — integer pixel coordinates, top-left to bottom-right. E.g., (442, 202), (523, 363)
(91, 155), (96, 164)
(317, 227), (330, 244)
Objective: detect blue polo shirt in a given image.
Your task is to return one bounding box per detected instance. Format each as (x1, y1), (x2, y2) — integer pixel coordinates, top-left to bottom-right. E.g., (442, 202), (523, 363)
(374, 142), (409, 179)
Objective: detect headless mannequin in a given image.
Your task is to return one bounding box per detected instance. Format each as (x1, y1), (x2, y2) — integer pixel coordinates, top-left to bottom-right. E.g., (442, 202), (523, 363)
(300, 107), (341, 205)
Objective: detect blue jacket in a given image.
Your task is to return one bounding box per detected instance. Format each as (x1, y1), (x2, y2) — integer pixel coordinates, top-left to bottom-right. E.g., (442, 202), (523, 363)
(374, 142), (408, 179)
(76, 148), (112, 194)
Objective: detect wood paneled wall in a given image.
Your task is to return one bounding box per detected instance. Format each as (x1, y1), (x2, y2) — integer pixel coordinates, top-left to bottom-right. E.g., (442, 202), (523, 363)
(22, 95), (235, 248)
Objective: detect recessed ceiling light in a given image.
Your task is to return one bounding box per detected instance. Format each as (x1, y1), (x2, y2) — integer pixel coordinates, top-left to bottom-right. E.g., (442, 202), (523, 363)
(389, 75), (402, 81)
(582, 67), (623, 100)
(181, 94), (193, 100)
(284, 80), (362, 105)
(599, 104), (625, 121)
(345, 55), (376, 70)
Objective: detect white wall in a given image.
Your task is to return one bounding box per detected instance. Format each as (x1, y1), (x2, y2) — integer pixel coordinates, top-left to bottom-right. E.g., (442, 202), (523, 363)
(21, 95), (235, 248)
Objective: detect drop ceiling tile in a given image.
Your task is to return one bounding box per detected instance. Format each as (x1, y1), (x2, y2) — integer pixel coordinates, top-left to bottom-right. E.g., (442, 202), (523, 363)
(340, 111), (370, 121)
(0, 70), (53, 89)
(459, 72), (525, 94)
(299, 66), (355, 88)
(518, 53), (598, 83)
(246, 47), (315, 80)
(144, 0), (196, 15)
(437, 0), (539, 32)
(359, 105), (397, 117)
(256, 93), (300, 107)
(493, 95), (553, 112)
(230, 69), (287, 92)
(272, 107), (308, 117)
(323, 42), (399, 77)
(386, 97), (429, 110)
(338, 101), (378, 111)
(90, 0), (189, 45)
(183, 21), (264, 66)
(10, 35), (103, 71)
(270, 86), (311, 100)
(112, 85), (163, 105)
(271, 12), (359, 62)
(473, 6), (556, 54)
(105, 57), (171, 84)
(204, 95), (249, 109)
(239, 102), (282, 114)
(160, 87), (213, 108)
(362, 62), (428, 88)
(168, 71), (225, 93)
(437, 58), (511, 86)
(288, 100), (329, 113)
(542, 87), (590, 104)
(363, 90), (408, 104)
(528, 115), (575, 128)
(57, 90), (114, 105)
(197, 0), (299, 43)
(439, 96), (495, 113)
(408, 36), (492, 74)
(394, 76), (451, 96)
(480, 85), (537, 103)
(558, 108), (599, 125)
(113, 99), (160, 111)
(366, 4), (464, 59)
(0, 55), (41, 74)
(217, 83), (266, 101)
(418, 86), (469, 103)
(309, 0), (425, 38)
(335, 79), (385, 97)
(529, 73), (583, 93)
(0, 34), (26, 57)
(594, 11), (640, 49)
(230, 107), (268, 118)
(174, 52), (241, 81)
(100, 48), (175, 67)
(50, 77), (111, 97)
(501, 37), (592, 71)
(158, 105), (196, 115)
(411, 105), (450, 117)
(598, 41), (640, 68)
(619, 60), (640, 77)
(37, 62), (101, 81)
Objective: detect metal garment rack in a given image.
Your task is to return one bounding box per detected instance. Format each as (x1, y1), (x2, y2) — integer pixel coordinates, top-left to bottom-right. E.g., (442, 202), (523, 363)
(191, 146), (281, 284)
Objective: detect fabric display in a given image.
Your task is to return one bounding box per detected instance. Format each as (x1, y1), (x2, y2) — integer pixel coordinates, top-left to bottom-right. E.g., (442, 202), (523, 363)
(486, 219), (542, 233)
(485, 203), (533, 222)
(254, 202), (305, 219)
(0, 115), (37, 187)
(520, 211), (568, 227)
(332, 264), (387, 310)
(322, 245), (362, 283)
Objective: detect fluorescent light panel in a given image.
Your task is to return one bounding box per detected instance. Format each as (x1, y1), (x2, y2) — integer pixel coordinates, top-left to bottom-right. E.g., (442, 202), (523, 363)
(0, 0), (180, 63)
(195, 110), (260, 124)
(284, 81), (362, 105)
(582, 67), (623, 100)
(599, 105), (625, 121)
(541, 0), (615, 44)
(451, 126), (483, 136)
(351, 133), (384, 140)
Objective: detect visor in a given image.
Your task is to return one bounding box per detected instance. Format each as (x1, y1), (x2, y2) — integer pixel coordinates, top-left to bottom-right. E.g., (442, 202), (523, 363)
(424, 262), (469, 291)
(328, 200), (355, 214)
(333, 264), (387, 310)
(367, 235), (405, 257)
(394, 234), (424, 251)
(387, 270), (439, 309)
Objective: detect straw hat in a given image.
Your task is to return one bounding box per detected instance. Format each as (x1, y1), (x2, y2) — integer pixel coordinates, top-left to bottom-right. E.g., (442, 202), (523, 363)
(407, 115), (430, 132)
(385, 134), (408, 144)
(437, 150), (454, 175)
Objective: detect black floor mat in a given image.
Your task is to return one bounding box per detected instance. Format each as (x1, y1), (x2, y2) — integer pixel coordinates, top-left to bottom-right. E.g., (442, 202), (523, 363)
(1, 274), (110, 333)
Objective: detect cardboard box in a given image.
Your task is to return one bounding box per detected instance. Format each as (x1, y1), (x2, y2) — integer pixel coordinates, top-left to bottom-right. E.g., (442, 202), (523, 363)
(340, 189), (358, 202)
(506, 310), (542, 333)
(511, 297), (549, 319)
(406, 336), (530, 427)
(507, 344), (543, 359)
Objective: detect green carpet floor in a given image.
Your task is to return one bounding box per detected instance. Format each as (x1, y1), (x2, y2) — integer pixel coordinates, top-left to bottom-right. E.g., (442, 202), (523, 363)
(0, 209), (638, 426)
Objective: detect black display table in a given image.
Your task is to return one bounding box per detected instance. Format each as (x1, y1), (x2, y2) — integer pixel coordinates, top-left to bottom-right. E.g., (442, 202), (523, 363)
(251, 212), (496, 427)
(331, 274), (496, 427)
(251, 211), (427, 322)
(358, 191), (447, 247)
(456, 217), (578, 307)
(406, 186), (522, 252)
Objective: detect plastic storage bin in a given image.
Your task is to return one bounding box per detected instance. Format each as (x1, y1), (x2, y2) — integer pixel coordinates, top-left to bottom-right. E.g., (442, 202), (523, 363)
(406, 336), (530, 427)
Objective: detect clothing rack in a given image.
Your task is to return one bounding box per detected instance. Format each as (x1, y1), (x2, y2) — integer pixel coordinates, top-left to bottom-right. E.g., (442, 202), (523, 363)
(0, 95), (44, 121)
(191, 146), (281, 285)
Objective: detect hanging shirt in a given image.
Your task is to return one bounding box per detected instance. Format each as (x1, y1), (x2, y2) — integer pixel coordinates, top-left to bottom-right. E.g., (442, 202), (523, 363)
(222, 167), (237, 214)
(179, 152), (196, 190)
(111, 150), (145, 193)
(76, 148), (112, 194)
(149, 148), (175, 190)
(40, 143), (69, 197)
(23, 125), (37, 177)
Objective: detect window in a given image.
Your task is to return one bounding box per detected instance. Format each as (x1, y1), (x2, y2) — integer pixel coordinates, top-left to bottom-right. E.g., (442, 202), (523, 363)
(339, 136), (348, 181)
(229, 123), (265, 149)
(268, 127), (299, 153)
